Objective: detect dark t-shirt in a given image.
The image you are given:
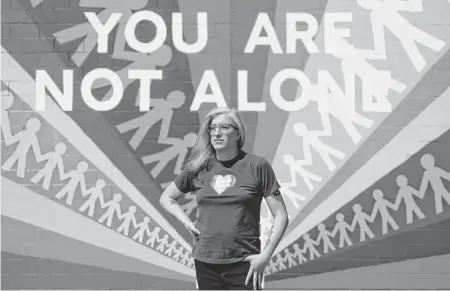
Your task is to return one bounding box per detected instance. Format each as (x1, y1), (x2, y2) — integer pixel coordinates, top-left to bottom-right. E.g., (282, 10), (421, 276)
(174, 150), (280, 264)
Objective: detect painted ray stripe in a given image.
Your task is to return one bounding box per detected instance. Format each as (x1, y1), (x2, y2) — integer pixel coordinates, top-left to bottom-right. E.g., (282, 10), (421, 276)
(1, 216), (193, 282)
(276, 85), (450, 252)
(178, 0), (232, 123)
(1, 177), (195, 277)
(1, 46), (191, 252)
(266, 252), (450, 289)
(253, 0), (330, 163)
(286, 45), (450, 233)
(270, 0), (450, 219)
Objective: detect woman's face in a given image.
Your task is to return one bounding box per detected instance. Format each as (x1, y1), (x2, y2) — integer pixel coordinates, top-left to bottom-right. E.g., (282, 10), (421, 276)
(209, 114), (239, 151)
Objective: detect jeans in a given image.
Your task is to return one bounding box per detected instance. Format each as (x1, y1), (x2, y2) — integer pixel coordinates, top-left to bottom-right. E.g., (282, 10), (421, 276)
(195, 259), (258, 290)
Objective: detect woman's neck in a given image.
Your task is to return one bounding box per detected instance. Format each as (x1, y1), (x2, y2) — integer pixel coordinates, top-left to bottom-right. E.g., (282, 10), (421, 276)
(216, 148), (239, 162)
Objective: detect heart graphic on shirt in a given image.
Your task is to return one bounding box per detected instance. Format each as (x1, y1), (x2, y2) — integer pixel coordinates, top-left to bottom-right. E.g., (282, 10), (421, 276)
(211, 174), (236, 194)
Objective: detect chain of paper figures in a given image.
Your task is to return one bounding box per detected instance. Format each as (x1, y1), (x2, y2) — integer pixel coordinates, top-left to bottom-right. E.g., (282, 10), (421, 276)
(259, 0), (448, 247)
(263, 153), (450, 276)
(0, 93), (195, 269)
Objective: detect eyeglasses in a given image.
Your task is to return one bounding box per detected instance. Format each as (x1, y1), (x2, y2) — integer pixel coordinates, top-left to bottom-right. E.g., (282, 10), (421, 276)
(207, 124), (237, 134)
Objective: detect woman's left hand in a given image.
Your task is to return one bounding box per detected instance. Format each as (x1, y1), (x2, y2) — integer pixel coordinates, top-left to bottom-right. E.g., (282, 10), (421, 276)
(243, 252), (271, 290)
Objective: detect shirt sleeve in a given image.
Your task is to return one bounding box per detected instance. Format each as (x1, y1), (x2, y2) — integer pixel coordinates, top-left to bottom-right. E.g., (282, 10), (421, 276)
(174, 167), (195, 193)
(257, 158), (281, 197)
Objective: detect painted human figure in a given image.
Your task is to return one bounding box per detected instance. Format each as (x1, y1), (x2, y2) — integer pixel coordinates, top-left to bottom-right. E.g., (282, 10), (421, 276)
(292, 243), (307, 265)
(327, 37), (406, 113)
(141, 132), (197, 178)
(179, 250), (190, 265)
(1, 92), (15, 144)
(98, 193), (123, 227)
(283, 154), (322, 191)
(394, 175), (425, 224)
(156, 234), (170, 252)
(280, 183), (306, 209)
(356, 0), (445, 72)
(2, 118), (43, 178)
(419, 153), (450, 214)
(273, 252), (287, 272)
(172, 245), (184, 262)
(293, 122), (345, 171)
(283, 248), (297, 268)
(331, 213), (353, 248)
(316, 223), (336, 254)
(117, 205), (138, 236)
(302, 233), (320, 260)
(54, 161), (89, 206)
(145, 226), (162, 248)
(164, 240), (178, 257)
(54, 0), (149, 66)
(79, 178), (107, 217)
(370, 189), (399, 235)
(31, 142), (67, 190)
(116, 91), (186, 150)
(132, 216), (151, 243)
(351, 204), (375, 242)
(93, 45), (172, 103)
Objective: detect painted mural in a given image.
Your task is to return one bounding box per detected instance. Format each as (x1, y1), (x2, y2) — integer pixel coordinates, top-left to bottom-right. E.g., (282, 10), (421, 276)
(1, 0), (450, 289)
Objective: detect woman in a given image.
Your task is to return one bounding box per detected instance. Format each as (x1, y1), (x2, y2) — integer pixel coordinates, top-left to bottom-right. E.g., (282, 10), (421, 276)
(159, 107), (289, 290)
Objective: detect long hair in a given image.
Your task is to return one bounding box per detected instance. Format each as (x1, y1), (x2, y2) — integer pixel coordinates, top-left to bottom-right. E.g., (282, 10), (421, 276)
(184, 107), (246, 175)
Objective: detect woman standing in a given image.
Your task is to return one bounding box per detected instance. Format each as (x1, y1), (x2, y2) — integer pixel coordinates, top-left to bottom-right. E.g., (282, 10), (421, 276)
(160, 107), (289, 290)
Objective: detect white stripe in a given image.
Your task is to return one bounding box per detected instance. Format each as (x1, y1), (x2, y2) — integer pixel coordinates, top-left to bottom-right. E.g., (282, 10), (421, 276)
(1, 46), (191, 252)
(1, 177), (195, 278)
(276, 86), (450, 252)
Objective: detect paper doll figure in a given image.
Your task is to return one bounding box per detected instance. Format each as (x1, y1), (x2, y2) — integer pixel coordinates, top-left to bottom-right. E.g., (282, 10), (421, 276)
(187, 256), (195, 268)
(2, 117), (44, 178)
(327, 36), (406, 113)
(179, 250), (190, 265)
(1, 91), (15, 143)
(370, 189), (399, 235)
(116, 205), (138, 236)
(79, 178), (107, 217)
(292, 243), (307, 265)
(141, 132), (197, 178)
(316, 223), (336, 254)
(351, 204), (375, 242)
(54, 0), (149, 66)
(273, 253), (287, 272)
(394, 175), (425, 224)
(98, 193), (123, 227)
(283, 154), (322, 191)
(312, 78), (375, 143)
(31, 142), (67, 190)
(132, 216), (151, 243)
(164, 239), (178, 257)
(145, 226), (162, 248)
(293, 122), (345, 171)
(267, 257), (278, 274)
(302, 233), (320, 260)
(54, 161), (89, 205)
(419, 154), (450, 214)
(282, 248), (297, 269)
(116, 91), (186, 150)
(172, 245), (184, 262)
(181, 192), (197, 217)
(356, 0), (445, 72)
(156, 234), (170, 252)
(93, 45), (172, 102)
(331, 213), (353, 248)
(279, 183), (306, 209)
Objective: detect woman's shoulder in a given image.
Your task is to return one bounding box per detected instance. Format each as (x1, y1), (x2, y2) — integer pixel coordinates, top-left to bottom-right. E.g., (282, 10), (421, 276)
(242, 152), (271, 168)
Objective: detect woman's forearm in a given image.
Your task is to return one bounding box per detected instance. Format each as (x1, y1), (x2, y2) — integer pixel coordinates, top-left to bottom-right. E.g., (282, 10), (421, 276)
(262, 211), (289, 257)
(160, 197), (193, 227)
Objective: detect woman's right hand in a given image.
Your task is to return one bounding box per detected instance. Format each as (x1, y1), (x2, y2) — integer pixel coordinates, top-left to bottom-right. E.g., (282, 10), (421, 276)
(184, 221), (201, 245)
